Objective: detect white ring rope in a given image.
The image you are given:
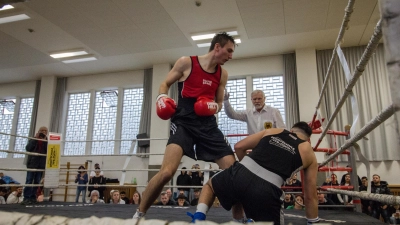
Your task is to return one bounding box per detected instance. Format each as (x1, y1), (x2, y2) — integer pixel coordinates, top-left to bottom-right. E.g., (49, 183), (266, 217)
(315, 19), (383, 147)
(319, 104), (399, 167)
(0, 131), (47, 142)
(314, 0), (356, 112)
(326, 188), (400, 206)
(0, 149), (46, 156)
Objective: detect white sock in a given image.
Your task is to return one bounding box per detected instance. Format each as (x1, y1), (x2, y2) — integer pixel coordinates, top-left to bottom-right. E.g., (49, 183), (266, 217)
(196, 203), (209, 214)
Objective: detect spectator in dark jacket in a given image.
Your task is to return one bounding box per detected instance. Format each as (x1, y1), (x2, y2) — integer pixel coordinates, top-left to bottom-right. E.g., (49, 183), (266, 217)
(21, 127), (48, 205)
(370, 174), (391, 223)
(88, 168), (106, 200)
(359, 176), (369, 215)
(176, 167), (191, 197)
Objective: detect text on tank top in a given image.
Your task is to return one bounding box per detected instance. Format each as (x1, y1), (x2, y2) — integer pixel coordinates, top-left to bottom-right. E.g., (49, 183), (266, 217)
(248, 130), (304, 180)
(178, 56), (221, 100)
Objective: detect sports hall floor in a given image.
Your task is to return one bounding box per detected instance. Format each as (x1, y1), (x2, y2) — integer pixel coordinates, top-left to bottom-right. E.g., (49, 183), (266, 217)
(0, 202), (385, 224)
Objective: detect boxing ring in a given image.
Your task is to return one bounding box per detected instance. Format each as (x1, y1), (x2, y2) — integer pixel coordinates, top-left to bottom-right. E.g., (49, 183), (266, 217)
(1, 0), (400, 224)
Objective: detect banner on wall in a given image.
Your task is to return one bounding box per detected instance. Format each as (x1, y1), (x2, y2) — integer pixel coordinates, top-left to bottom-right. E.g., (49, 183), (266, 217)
(44, 132), (62, 188)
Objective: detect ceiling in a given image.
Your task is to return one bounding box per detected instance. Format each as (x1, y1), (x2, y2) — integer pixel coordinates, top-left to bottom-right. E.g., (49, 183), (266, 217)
(0, 0), (380, 84)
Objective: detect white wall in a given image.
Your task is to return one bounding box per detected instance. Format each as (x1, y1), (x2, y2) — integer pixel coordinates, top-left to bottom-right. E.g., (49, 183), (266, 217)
(0, 81), (36, 98)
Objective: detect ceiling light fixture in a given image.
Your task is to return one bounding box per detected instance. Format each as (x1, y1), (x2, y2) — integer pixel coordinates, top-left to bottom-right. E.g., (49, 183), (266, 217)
(61, 55), (97, 64)
(0, 13), (30, 24)
(0, 5), (14, 11)
(50, 50), (89, 59)
(197, 38), (241, 48)
(191, 31), (238, 41)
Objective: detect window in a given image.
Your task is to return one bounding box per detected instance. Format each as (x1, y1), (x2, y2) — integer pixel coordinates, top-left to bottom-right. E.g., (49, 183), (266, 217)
(64, 93), (91, 155)
(0, 98), (34, 158)
(217, 79), (247, 148)
(63, 88), (143, 155)
(120, 88), (144, 154)
(218, 75), (285, 148)
(91, 91), (118, 155)
(0, 100), (15, 158)
(14, 98), (34, 158)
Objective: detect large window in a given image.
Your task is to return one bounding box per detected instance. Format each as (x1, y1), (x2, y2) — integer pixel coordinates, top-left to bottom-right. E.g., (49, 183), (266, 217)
(217, 79), (247, 147)
(120, 88), (143, 154)
(91, 91), (118, 155)
(63, 88), (143, 155)
(14, 98), (34, 158)
(218, 75), (285, 148)
(64, 93), (91, 155)
(0, 98), (34, 158)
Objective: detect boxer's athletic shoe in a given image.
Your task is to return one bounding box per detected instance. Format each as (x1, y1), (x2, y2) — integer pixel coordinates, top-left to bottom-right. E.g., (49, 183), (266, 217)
(187, 212), (206, 223)
(132, 210), (145, 219)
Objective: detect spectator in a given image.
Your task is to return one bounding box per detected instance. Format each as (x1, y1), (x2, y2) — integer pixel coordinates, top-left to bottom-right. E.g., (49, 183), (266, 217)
(223, 89), (285, 134)
(120, 191), (130, 205)
(89, 163), (104, 178)
(324, 173), (340, 205)
(36, 178), (44, 203)
(87, 190), (105, 204)
(7, 186), (24, 204)
(165, 188), (176, 204)
(286, 195), (304, 210)
(360, 176), (369, 215)
(338, 173), (353, 207)
(283, 173), (302, 192)
(176, 167), (191, 198)
(189, 164), (203, 200)
(177, 193), (190, 206)
(174, 189), (189, 202)
(283, 193), (293, 209)
(155, 191), (175, 206)
(88, 168), (106, 199)
(109, 190), (125, 204)
(318, 193), (335, 210)
(190, 189), (201, 206)
(131, 191), (141, 205)
(390, 205), (400, 225)
(75, 165), (88, 203)
(0, 188), (7, 204)
(0, 172), (20, 184)
(21, 126), (48, 205)
(369, 174), (391, 223)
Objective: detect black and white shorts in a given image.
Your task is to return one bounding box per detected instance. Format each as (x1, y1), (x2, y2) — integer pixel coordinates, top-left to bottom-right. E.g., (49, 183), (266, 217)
(211, 162), (284, 224)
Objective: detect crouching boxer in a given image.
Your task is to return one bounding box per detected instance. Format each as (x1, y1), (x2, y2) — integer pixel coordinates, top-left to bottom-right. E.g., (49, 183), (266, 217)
(133, 32), (244, 220)
(188, 122), (319, 225)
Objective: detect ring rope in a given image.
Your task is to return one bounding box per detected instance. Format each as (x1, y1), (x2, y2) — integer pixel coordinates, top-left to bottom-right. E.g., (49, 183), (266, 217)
(312, 0), (355, 126)
(314, 19), (383, 150)
(324, 188), (400, 206)
(319, 104), (399, 167)
(0, 149), (46, 156)
(0, 131), (47, 142)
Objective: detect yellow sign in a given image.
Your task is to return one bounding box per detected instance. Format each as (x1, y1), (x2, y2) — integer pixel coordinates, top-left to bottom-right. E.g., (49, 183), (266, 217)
(264, 121), (272, 129)
(46, 144), (60, 169)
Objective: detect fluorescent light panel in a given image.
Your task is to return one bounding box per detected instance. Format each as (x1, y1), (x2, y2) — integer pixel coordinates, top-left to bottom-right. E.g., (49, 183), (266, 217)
(0, 14), (30, 24)
(0, 5), (14, 11)
(62, 56), (97, 64)
(197, 38), (241, 48)
(50, 50), (88, 59)
(191, 31), (238, 41)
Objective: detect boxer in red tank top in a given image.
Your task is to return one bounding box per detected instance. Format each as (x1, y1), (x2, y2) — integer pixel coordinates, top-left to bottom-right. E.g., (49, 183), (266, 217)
(134, 32), (246, 221)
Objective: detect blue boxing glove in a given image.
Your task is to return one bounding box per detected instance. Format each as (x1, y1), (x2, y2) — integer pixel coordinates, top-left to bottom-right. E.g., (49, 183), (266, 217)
(307, 217), (320, 224)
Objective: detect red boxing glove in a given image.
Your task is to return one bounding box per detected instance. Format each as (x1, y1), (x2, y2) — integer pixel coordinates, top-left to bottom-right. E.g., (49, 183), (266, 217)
(156, 94), (176, 120)
(194, 96), (219, 116)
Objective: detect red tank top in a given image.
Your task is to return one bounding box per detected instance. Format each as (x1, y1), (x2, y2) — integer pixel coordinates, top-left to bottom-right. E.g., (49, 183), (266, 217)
(179, 56), (221, 99)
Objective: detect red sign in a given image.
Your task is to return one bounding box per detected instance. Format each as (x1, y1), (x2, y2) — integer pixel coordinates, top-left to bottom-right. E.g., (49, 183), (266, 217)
(50, 135), (61, 140)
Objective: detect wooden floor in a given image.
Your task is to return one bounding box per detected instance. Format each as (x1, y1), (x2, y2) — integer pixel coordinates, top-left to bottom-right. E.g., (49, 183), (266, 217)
(0, 202), (386, 225)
